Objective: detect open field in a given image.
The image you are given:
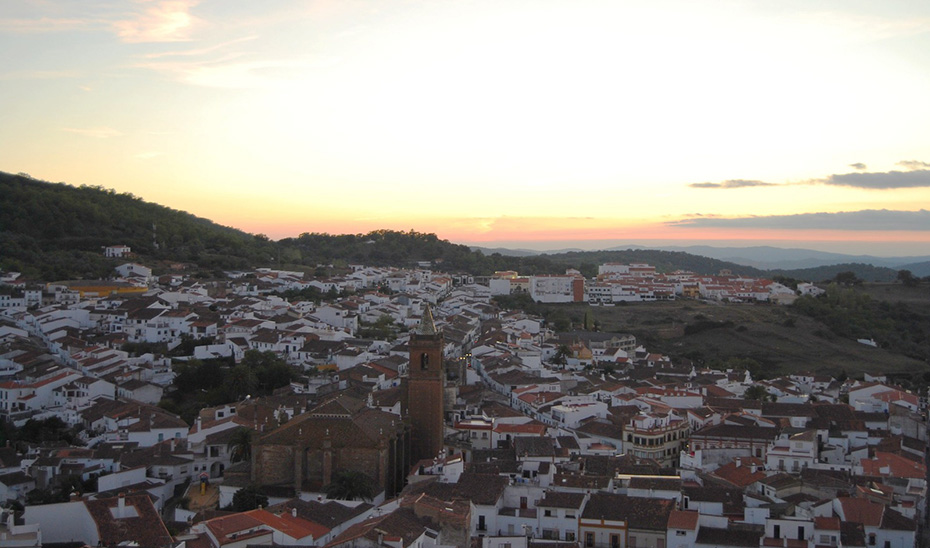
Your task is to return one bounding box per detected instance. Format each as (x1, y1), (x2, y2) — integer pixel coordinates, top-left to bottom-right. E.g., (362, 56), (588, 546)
(852, 282), (930, 305)
(542, 292), (930, 380)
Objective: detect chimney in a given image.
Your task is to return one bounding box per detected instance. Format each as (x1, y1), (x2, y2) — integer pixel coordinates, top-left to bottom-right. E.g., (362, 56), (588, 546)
(735, 458), (741, 468)
(117, 493), (126, 518)
(292, 508), (297, 518)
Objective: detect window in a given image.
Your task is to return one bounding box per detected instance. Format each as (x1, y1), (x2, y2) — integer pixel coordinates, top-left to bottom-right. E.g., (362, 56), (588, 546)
(610, 534), (620, 548)
(585, 532), (594, 547)
(630, 536), (637, 547)
(544, 510), (552, 517)
(420, 353), (429, 370)
(676, 530), (686, 536)
(566, 532), (575, 542)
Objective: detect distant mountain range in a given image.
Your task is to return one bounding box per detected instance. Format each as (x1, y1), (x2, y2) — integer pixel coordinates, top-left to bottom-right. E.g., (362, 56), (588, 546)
(472, 244), (930, 277)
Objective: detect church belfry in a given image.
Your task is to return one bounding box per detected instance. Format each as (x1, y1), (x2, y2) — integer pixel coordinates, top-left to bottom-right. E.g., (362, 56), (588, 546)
(407, 304), (444, 464)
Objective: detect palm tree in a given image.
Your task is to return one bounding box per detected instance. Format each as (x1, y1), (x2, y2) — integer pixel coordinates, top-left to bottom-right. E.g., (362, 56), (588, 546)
(324, 470), (376, 501)
(227, 427), (253, 463)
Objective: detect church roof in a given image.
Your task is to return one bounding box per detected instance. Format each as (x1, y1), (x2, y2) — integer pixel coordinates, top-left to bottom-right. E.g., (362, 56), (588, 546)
(257, 406), (404, 449)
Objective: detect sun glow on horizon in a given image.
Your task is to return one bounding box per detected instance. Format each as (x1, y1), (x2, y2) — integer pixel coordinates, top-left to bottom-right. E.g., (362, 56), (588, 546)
(2, 0), (930, 255)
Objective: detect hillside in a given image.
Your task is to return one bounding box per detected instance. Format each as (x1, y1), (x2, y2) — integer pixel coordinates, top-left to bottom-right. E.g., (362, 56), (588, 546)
(509, 293), (930, 385)
(1, 172), (762, 280)
(0, 172), (280, 279)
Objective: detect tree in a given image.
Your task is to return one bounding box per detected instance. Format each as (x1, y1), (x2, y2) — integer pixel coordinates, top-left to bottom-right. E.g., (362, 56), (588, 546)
(743, 385), (771, 401)
(225, 364), (257, 401)
(552, 345), (571, 366)
(897, 269), (919, 287)
(833, 271), (861, 286)
(323, 470), (376, 501)
(227, 427), (254, 463)
(231, 485), (268, 511)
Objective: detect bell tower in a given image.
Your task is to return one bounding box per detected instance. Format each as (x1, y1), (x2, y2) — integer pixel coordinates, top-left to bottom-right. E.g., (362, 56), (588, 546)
(407, 304), (444, 464)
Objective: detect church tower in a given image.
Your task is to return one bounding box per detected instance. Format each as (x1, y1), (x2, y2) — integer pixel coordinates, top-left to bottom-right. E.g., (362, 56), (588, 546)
(407, 305), (444, 464)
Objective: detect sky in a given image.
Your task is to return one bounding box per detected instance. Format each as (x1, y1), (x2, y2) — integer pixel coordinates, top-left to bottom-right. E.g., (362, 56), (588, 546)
(2, 0), (930, 256)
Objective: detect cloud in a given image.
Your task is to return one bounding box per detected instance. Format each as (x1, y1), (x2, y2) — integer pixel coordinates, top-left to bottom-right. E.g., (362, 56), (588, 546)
(133, 151), (164, 159)
(689, 179), (777, 189)
(667, 209), (930, 231)
(61, 127), (123, 139)
(114, 0), (200, 43)
(822, 170), (930, 189)
(897, 160), (930, 171)
(849, 163), (867, 170)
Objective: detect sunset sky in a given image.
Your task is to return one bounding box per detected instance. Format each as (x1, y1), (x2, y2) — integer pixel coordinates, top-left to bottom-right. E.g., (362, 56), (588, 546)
(2, 1), (930, 255)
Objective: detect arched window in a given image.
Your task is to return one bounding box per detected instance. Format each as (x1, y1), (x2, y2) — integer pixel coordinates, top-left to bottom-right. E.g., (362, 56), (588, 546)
(420, 353), (429, 370)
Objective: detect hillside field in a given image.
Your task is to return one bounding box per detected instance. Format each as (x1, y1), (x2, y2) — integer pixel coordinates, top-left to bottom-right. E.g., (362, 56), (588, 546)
(543, 288), (930, 381)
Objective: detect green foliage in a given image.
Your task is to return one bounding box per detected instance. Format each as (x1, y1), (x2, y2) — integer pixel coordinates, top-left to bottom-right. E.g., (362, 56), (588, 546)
(0, 172), (282, 279)
(769, 263), (897, 284)
(897, 269), (919, 287)
(683, 319), (734, 335)
(168, 352), (296, 419)
(240, 350), (298, 395)
(26, 488), (64, 506)
(231, 485), (268, 511)
(323, 470), (376, 501)
(172, 359), (226, 394)
(743, 385), (773, 401)
(833, 271), (862, 286)
(16, 417), (82, 445)
(227, 427), (253, 463)
(792, 286), (930, 362)
(357, 315), (401, 341)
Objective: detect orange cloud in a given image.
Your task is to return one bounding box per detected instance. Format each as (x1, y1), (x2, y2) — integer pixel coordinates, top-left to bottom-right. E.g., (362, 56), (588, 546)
(114, 0), (200, 43)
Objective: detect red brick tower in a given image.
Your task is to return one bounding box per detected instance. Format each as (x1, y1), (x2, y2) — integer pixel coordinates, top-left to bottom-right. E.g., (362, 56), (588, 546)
(407, 305), (444, 465)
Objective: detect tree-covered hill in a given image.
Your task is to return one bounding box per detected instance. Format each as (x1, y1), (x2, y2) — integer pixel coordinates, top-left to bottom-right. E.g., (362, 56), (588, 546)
(0, 172), (280, 279)
(1, 171), (892, 282)
(768, 263), (899, 284)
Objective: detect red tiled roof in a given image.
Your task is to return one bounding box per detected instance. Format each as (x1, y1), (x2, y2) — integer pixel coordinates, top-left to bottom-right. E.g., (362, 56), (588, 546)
(244, 508), (330, 540)
(838, 497), (883, 527)
(83, 494), (173, 547)
(667, 509), (699, 531)
(860, 451), (926, 479)
(814, 516), (841, 531)
(494, 422), (547, 435)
